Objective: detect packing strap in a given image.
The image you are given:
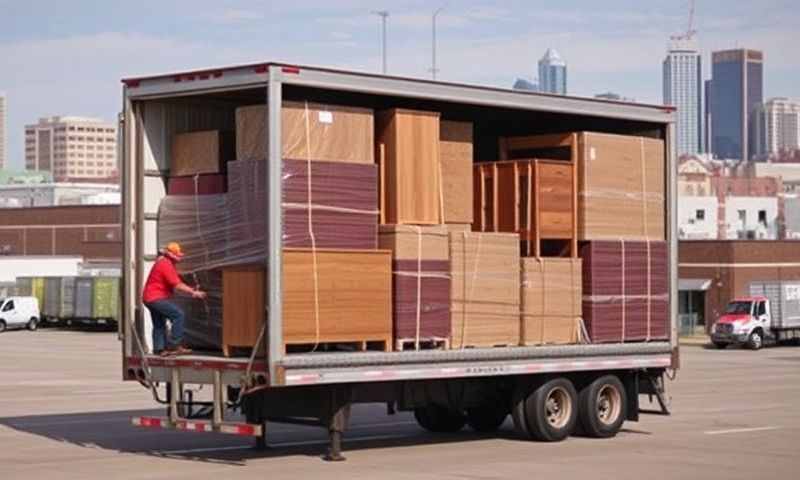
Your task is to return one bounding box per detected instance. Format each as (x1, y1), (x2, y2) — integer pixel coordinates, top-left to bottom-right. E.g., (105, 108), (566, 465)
(621, 239), (626, 343)
(461, 231), (484, 349)
(303, 101), (321, 352)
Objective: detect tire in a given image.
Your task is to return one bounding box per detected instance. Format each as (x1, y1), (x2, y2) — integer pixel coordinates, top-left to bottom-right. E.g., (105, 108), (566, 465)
(712, 341), (728, 349)
(0, 320), (6, 333)
(748, 330), (764, 350)
(511, 384), (532, 439)
(414, 404), (466, 433)
(27, 318), (39, 331)
(523, 378), (578, 442)
(465, 404), (508, 433)
(577, 375), (627, 438)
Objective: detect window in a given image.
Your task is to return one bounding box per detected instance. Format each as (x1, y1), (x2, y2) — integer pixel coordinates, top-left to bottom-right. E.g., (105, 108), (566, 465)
(757, 302), (767, 316)
(2, 300), (14, 312)
(758, 210), (767, 224)
(68, 126), (76, 131)
(695, 209), (705, 221)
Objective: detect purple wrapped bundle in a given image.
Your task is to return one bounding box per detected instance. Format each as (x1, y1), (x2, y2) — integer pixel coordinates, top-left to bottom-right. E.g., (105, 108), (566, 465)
(580, 241), (668, 343)
(392, 260), (451, 343)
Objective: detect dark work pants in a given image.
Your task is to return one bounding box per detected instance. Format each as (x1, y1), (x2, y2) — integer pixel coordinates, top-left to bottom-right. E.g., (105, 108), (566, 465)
(145, 299), (185, 352)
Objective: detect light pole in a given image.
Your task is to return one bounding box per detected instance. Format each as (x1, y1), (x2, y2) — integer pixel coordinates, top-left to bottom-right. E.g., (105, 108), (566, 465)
(371, 10), (389, 74)
(431, 5), (446, 80)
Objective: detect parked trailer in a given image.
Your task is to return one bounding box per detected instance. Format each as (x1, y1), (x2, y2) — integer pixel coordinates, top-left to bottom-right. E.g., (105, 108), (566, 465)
(121, 63), (678, 459)
(17, 276), (120, 328)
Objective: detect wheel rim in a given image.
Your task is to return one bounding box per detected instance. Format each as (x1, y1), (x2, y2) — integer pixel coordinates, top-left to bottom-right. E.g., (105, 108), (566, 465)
(545, 386), (572, 429)
(596, 385), (622, 426)
(752, 333), (762, 348)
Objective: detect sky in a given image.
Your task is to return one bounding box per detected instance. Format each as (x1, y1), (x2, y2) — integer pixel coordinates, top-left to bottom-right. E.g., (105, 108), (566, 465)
(1, 0), (798, 169)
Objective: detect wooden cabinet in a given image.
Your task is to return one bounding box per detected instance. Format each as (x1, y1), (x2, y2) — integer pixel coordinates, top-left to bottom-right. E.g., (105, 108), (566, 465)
(376, 109), (442, 225)
(222, 265), (266, 356)
(474, 159), (576, 257)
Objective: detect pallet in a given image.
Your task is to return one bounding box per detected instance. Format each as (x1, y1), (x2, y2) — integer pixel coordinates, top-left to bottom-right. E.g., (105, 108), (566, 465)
(395, 337), (449, 352)
(285, 337), (392, 354)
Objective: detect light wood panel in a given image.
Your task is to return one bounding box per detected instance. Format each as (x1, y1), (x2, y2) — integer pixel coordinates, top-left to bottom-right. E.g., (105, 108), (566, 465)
(376, 109), (442, 225)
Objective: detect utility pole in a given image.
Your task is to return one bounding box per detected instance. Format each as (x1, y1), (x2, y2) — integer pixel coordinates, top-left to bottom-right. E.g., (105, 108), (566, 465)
(371, 10), (389, 74)
(431, 5), (446, 80)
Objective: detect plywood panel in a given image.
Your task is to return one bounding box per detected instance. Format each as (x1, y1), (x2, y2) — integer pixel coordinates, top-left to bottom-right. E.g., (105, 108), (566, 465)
(440, 120), (474, 224)
(283, 249), (392, 348)
(521, 257), (582, 345)
(171, 130), (234, 176)
(378, 224), (449, 261)
(222, 266), (265, 354)
(376, 109), (442, 225)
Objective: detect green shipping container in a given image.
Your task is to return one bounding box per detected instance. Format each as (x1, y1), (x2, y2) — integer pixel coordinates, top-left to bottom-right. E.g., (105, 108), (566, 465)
(92, 278), (120, 320)
(16, 277), (33, 296)
(31, 278), (46, 312)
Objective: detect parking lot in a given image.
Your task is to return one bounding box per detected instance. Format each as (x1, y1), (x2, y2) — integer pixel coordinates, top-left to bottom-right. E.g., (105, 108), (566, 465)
(1, 329), (799, 479)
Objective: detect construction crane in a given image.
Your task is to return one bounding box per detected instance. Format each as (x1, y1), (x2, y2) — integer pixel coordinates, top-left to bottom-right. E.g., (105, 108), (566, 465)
(670, 0), (696, 42)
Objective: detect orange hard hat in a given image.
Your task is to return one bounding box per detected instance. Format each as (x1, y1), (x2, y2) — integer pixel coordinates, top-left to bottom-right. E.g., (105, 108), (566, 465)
(165, 242), (185, 259)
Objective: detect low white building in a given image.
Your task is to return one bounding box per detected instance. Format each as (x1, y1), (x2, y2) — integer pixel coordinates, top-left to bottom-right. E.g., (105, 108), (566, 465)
(0, 182), (119, 208)
(722, 196), (779, 239)
(678, 196), (718, 239)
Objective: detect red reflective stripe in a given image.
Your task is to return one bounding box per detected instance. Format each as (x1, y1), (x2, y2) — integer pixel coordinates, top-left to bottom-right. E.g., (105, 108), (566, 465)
(254, 65), (268, 74)
(282, 66), (300, 74)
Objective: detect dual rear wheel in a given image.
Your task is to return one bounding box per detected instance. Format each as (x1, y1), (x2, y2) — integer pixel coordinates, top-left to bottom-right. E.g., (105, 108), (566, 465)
(512, 375), (626, 441)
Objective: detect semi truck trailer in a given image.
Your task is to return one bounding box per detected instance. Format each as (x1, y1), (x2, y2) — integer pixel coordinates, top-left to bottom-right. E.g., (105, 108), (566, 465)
(120, 62), (678, 460)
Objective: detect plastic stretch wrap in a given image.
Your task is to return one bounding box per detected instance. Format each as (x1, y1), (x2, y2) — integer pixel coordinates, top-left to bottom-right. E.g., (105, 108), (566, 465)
(521, 258), (582, 345)
(228, 159), (379, 250)
(580, 241), (668, 343)
(448, 229), (521, 348)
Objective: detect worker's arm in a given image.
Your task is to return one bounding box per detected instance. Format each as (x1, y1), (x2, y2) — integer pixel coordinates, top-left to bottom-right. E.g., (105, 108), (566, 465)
(175, 282), (207, 299)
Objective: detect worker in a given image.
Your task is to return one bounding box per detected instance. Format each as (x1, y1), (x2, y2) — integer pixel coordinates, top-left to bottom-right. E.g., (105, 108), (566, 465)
(142, 242), (206, 356)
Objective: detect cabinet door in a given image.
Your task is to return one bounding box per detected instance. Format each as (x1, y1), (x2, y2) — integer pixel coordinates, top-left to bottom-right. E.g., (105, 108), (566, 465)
(222, 267), (265, 352)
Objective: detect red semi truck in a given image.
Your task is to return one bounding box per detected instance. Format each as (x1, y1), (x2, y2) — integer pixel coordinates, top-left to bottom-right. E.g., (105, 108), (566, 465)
(120, 62), (678, 460)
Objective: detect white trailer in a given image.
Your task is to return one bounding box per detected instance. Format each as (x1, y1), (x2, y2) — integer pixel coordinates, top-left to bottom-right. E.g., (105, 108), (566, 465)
(120, 62), (678, 460)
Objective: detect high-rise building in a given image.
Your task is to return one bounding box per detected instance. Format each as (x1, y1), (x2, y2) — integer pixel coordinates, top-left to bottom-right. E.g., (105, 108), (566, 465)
(538, 48), (567, 95)
(24, 116), (118, 181)
(709, 49), (764, 160)
(663, 39), (703, 156)
(704, 79), (713, 154)
(755, 98), (800, 155)
(0, 93), (6, 170)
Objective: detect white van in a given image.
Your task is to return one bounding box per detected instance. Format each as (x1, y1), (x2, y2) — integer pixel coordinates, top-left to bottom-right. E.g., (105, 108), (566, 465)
(0, 297), (41, 332)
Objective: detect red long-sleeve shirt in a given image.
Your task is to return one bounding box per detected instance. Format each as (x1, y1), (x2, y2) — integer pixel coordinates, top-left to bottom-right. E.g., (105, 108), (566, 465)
(142, 256), (182, 303)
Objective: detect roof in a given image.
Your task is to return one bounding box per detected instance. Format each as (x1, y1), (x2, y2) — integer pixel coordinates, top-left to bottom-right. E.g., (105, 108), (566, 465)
(540, 48), (566, 66)
(121, 61), (675, 113)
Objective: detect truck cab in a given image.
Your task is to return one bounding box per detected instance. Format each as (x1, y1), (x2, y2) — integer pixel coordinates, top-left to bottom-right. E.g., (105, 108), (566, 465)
(711, 296), (770, 350)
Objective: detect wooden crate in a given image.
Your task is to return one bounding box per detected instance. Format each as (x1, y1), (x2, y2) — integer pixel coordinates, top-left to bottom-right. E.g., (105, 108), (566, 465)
(474, 159), (577, 257)
(376, 109), (442, 225)
(220, 249), (393, 355)
(499, 132), (665, 241)
(235, 103), (374, 164)
(171, 130), (234, 176)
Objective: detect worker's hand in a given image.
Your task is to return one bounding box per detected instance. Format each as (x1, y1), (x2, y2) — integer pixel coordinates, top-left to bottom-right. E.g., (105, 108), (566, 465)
(192, 290), (207, 300)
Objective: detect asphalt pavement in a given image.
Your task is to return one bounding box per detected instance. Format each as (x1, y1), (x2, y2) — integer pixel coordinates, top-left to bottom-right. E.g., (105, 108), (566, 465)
(1, 330), (798, 479)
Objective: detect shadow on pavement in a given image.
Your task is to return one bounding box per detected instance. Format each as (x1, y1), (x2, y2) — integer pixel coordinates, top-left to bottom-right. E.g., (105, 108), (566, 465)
(0, 408), (526, 465)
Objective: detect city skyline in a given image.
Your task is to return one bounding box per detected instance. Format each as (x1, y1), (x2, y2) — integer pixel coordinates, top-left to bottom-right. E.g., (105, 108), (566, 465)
(0, 93), (6, 169)
(663, 39), (703, 156)
(1, 1), (798, 168)
(538, 48), (567, 95)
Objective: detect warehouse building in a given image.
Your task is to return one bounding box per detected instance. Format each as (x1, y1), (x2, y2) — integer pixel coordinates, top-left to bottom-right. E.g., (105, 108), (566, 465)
(679, 240), (800, 335)
(0, 182), (119, 208)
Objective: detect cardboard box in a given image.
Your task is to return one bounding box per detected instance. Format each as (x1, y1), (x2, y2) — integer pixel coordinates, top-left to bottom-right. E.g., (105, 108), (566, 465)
(521, 257), (582, 345)
(440, 121), (474, 224)
(378, 224), (449, 261)
(235, 103), (374, 163)
(171, 130), (234, 176)
(448, 229), (520, 348)
(376, 109), (442, 225)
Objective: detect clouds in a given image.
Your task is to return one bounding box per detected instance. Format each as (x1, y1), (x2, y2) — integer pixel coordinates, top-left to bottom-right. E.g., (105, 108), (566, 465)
(0, 1), (798, 168)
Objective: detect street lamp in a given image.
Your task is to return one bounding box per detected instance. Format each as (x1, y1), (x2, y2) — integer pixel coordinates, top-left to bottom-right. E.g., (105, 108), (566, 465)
(431, 5), (446, 80)
(371, 10), (389, 74)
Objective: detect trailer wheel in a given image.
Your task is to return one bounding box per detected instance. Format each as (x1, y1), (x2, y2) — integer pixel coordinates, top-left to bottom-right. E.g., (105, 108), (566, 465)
(0, 320), (6, 333)
(465, 404), (508, 433)
(525, 378), (578, 442)
(414, 405), (466, 433)
(578, 375), (626, 438)
(748, 330), (763, 350)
